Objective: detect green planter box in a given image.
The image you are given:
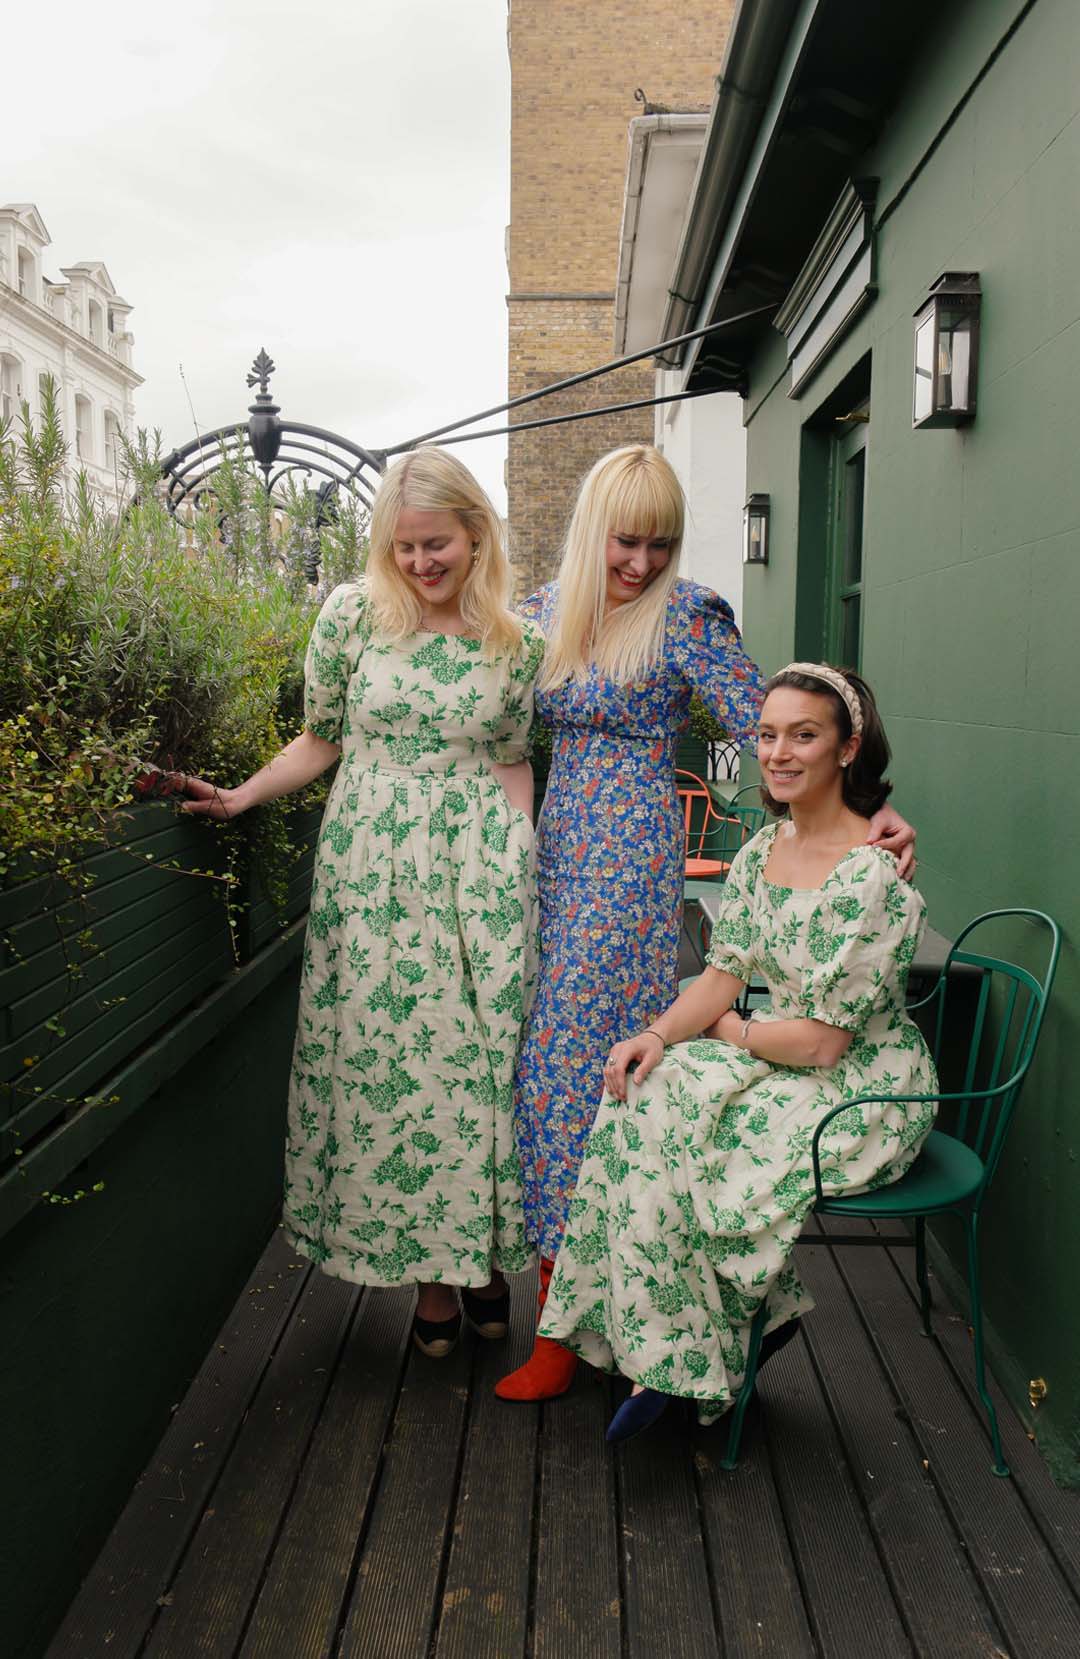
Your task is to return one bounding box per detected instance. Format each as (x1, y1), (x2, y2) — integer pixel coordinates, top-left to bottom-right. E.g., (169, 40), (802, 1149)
(0, 800), (321, 1188)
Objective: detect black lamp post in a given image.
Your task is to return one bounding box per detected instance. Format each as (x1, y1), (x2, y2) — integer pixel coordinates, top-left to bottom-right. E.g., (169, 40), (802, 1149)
(912, 273), (981, 429)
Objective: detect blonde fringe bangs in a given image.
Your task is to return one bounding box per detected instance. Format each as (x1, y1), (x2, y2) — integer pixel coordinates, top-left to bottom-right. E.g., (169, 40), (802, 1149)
(540, 445), (684, 691)
(365, 449), (522, 658)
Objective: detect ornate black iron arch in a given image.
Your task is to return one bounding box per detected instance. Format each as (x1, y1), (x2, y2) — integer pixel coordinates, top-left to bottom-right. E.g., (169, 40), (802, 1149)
(160, 306), (778, 520)
(159, 350), (386, 519)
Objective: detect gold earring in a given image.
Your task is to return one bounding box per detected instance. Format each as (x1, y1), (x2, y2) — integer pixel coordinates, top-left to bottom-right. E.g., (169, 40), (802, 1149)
(471, 545), (480, 566)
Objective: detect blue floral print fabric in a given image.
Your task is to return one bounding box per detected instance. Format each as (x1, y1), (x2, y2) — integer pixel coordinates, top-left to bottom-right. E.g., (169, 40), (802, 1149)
(513, 578), (765, 1258)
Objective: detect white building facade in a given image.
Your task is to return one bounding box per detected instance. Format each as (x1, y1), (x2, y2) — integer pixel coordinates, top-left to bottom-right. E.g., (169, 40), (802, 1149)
(613, 117), (747, 623)
(0, 203), (141, 502)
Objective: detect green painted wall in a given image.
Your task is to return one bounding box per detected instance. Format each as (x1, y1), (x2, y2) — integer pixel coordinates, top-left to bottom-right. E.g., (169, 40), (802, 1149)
(0, 959), (301, 1659)
(740, 0), (1080, 1479)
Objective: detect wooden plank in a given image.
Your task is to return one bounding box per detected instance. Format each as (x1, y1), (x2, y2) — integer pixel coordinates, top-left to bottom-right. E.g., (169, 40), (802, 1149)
(617, 1399), (720, 1658)
(885, 1229), (1080, 1601)
(2, 926), (231, 1112)
(6, 887), (226, 1041)
(142, 1269), (359, 1659)
(797, 1229), (1006, 1657)
(692, 1397), (815, 1658)
(0, 868), (214, 1009)
(238, 1285), (414, 1659)
(45, 1232), (310, 1659)
(435, 1271), (540, 1659)
(754, 1317), (913, 1659)
(828, 1219), (1080, 1658)
(0, 920), (304, 1242)
(533, 1367), (622, 1659)
(337, 1323), (472, 1658)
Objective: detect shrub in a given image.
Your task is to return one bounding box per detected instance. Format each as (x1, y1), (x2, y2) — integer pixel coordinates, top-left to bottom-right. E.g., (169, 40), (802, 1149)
(0, 379), (367, 913)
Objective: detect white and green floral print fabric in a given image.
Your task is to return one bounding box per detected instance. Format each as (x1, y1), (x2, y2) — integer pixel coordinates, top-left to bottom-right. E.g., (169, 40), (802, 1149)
(284, 582), (545, 1288)
(539, 823), (937, 1419)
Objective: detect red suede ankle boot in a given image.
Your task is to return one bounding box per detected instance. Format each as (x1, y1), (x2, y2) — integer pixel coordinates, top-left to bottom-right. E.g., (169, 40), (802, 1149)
(494, 1256), (577, 1402)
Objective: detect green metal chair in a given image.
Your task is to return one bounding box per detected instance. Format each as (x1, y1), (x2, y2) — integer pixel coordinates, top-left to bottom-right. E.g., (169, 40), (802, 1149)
(720, 908), (1061, 1478)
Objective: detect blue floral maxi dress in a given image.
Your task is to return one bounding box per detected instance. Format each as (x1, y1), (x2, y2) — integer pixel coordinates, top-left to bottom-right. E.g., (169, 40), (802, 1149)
(539, 826), (937, 1419)
(284, 583), (546, 1287)
(514, 578), (764, 1259)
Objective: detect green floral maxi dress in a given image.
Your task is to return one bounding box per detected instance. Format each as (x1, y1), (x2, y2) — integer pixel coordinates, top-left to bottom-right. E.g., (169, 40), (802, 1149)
(283, 583), (546, 1288)
(539, 824), (937, 1419)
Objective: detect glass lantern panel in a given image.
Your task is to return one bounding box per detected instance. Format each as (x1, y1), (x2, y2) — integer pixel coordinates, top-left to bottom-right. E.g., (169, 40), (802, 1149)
(948, 317), (972, 410)
(913, 312), (936, 423)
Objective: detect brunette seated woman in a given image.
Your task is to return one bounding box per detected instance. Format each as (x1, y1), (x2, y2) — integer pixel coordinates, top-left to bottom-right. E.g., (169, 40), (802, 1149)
(537, 663), (938, 1443)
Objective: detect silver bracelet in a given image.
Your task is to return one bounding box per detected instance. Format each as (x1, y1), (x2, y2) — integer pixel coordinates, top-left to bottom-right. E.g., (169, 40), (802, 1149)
(740, 1017), (753, 1048)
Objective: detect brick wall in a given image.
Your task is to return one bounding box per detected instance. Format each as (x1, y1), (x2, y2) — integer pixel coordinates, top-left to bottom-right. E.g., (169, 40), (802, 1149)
(507, 0), (734, 598)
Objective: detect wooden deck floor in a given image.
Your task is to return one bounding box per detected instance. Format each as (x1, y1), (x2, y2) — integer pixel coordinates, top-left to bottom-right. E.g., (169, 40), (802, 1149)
(47, 1215), (1080, 1659)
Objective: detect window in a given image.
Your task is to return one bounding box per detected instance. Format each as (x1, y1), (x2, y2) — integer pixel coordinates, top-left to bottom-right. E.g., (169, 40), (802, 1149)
(75, 394), (93, 461)
(17, 248), (34, 301)
(104, 410), (121, 472)
(1, 355), (22, 425)
(88, 299), (103, 347)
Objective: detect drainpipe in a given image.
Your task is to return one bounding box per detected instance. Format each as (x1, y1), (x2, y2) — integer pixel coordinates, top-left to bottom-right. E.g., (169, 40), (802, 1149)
(661, 0), (801, 361)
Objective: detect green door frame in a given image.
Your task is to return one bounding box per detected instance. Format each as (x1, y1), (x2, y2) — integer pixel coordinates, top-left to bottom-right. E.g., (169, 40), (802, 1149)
(825, 417), (868, 669)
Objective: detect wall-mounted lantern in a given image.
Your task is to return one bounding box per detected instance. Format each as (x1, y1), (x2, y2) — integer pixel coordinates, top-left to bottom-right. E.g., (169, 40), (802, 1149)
(743, 494), (770, 565)
(912, 272), (981, 429)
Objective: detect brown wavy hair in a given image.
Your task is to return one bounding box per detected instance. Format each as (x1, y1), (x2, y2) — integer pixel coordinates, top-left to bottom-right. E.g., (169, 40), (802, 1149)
(759, 666), (893, 818)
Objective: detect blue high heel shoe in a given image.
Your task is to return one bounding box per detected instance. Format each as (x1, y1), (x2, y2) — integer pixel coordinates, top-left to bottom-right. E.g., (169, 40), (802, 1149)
(606, 1386), (671, 1445)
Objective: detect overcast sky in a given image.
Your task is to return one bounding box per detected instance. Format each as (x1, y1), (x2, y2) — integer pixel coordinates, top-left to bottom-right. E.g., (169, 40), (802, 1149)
(5, 0), (513, 508)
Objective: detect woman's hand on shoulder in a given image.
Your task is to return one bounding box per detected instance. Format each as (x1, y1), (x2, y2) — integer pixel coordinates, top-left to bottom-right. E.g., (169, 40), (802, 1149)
(865, 805), (917, 881)
(602, 1032), (664, 1100)
(178, 775), (246, 821)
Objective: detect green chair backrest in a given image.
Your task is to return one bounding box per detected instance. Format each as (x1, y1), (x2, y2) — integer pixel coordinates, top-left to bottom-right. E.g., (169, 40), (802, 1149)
(917, 909), (1060, 1192)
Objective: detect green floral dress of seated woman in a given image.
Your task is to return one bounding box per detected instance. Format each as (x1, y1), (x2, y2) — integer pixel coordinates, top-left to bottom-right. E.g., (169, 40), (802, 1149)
(284, 582), (545, 1288)
(539, 822), (937, 1420)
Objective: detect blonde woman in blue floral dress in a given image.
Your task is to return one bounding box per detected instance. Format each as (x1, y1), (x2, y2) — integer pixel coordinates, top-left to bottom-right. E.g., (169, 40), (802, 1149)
(496, 449), (917, 1402)
(538, 665), (937, 1441)
(182, 449), (544, 1358)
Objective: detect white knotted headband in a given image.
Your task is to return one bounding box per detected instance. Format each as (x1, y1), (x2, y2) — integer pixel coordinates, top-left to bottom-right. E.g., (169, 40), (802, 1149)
(776, 662), (864, 735)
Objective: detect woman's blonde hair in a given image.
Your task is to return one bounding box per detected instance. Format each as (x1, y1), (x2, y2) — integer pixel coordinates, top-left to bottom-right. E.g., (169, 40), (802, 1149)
(540, 444), (684, 689)
(366, 447), (522, 656)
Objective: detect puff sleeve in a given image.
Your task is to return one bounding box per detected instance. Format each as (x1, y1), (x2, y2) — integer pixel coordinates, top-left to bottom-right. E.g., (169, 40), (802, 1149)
(798, 851), (925, 1033)
(489, 620), (546, 764)
(303, 583), (367, 744)
(668, 582), (764, 748)
(704, 835), (767, 982)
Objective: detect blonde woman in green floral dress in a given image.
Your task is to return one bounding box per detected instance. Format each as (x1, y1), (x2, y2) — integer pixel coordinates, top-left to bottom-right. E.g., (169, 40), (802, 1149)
(539, 664), (937, 1440)
(182, 449), (544, 1358)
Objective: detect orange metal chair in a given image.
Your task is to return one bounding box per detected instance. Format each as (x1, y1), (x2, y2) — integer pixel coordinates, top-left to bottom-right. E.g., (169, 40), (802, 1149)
(675, 769), (732, 880)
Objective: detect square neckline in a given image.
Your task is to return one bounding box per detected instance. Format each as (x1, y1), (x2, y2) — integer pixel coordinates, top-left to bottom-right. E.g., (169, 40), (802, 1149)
(759, 820), (871, 894)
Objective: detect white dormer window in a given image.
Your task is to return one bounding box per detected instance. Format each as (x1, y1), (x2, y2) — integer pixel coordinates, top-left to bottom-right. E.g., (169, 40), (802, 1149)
(17, 248), (35, 303)
(88, 299), (103, 346)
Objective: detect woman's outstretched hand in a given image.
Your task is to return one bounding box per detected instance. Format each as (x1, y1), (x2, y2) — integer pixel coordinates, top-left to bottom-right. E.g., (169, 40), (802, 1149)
(865, 805), (917, 881)
(602, 1031), (665, 1100)
(178, 775), (245, 821)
